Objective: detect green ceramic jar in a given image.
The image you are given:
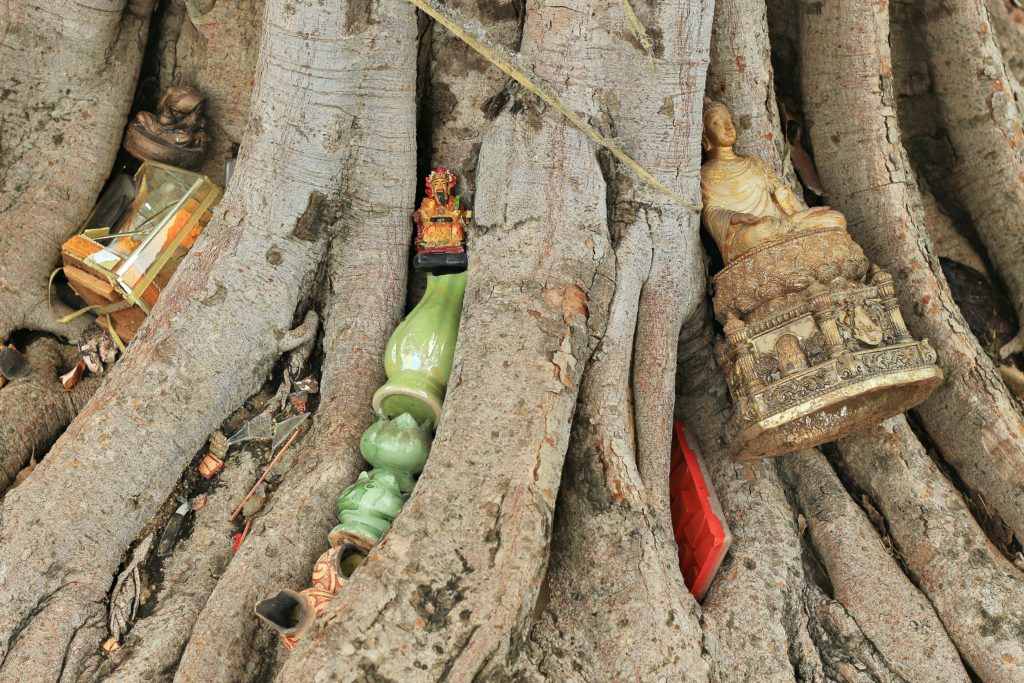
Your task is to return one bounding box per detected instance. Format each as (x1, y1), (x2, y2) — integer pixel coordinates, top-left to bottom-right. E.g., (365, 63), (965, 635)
(372, 271), (467, 426)
(329, 470), (407, 550)
(359, 412), (433, 493)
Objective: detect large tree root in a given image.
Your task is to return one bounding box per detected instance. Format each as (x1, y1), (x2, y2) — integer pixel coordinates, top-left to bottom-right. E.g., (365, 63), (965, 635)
(513, 0), (712, 677)
(915, 0), (1024, 356)
(0, 0), (371, 674)
(798, 0), (1024, 540)
(173, 4), (418, 677)
(95, 450), (258, 682)
(779, 452), (970, 683)
(279, 98), (614, 683)
(0, 338), (99, 493)
(0, 0), (153, 341)
(525, 207), (706, 682)
(838, 419), (1024, 683)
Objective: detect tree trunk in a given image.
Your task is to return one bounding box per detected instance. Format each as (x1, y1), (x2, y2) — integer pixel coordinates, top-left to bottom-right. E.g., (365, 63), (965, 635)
(799, 0), (1024, 542)
(0, 0), (364, 675)
(172, 2), (418, 680)
(918, 0), (1024, 356)
(5, 0), (1024, 679)
(0, 0), (153, 341)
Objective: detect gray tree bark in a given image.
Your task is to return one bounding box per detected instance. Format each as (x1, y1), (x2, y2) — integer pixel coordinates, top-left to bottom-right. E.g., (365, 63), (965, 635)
(173, 2), (418, 679)
(0, 0), (153, 341)
(0, 0), (364, 676)
(799, 0), (1024, 542)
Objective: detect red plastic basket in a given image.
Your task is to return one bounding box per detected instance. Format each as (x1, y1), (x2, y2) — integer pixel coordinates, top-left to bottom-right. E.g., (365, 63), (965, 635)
(669, 420), (732, 601)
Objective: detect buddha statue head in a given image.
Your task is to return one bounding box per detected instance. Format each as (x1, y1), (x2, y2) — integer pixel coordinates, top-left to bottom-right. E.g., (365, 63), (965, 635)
(702, 100), (736, 153)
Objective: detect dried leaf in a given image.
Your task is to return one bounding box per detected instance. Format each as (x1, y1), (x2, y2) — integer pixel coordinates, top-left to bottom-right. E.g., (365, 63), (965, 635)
(60, 359), (87, 391)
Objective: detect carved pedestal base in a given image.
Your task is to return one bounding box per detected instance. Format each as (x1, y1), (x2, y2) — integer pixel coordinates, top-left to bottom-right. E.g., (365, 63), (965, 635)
(726, 348), (942, 460)
(712, 228), (943, 460)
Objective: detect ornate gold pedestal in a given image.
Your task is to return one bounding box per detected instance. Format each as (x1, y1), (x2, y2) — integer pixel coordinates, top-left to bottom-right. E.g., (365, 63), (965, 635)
(712, 227), (942, 460)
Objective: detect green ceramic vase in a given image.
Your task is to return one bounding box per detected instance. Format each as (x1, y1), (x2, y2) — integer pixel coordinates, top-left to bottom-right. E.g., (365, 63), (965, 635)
(329, 470), (407, 551)
(359, 412), (433, 493)
(372, 271), (467, 425)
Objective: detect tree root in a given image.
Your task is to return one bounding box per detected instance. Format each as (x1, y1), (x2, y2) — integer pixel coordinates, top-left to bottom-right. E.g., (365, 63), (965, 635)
(799, 0), (1024, 540)
(0, 0), (365, 674)
(95, 450), (259, 682)
(779, 452), (970, 683)
(0, 338), (99, 494)
(916, 0), (1024, 354)
(279, 94), (614, 679)
(174, 6), (418, 670)
(838, 418), (1024, 683)
(525, 199), (705, 682)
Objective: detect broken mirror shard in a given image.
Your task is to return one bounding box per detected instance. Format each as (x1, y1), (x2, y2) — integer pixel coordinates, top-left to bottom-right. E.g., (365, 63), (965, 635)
(61, 161), (222, 341)
(700, 101), (943, 460)
(372, 271), (467, 425)
(413, 167), (470, 272)
(123, 79), (210, 169)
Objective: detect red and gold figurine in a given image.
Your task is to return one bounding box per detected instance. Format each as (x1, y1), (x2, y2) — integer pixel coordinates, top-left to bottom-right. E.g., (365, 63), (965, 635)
(413, 168), (470, 272)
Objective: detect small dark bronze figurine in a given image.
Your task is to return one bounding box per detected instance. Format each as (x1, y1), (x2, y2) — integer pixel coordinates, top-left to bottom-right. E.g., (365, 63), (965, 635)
(413, 168), (470, 272)
(701, 100), (943, 460)
(123, 78), (209, 169)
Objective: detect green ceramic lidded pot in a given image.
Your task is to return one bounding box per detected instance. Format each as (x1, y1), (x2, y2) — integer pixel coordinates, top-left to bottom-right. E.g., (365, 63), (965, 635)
(359, 412), (433, 494)
(372, 271), (467, 426)
(329, 470), (407, 551)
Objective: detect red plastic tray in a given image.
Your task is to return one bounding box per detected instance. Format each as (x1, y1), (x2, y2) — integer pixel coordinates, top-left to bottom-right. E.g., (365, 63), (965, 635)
(669, 420), (731, 601)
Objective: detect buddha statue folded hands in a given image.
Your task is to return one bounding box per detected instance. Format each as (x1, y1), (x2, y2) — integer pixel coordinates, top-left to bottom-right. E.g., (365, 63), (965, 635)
(699, 100), (942, 461)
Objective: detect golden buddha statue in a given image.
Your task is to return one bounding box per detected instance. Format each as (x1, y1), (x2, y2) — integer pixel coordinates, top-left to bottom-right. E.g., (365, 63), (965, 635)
(701, 101), (846, 263)
(700, 100), (942, 461)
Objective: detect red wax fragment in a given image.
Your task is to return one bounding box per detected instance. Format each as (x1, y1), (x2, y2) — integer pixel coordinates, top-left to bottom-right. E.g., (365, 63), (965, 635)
(669, 420), (732, 601)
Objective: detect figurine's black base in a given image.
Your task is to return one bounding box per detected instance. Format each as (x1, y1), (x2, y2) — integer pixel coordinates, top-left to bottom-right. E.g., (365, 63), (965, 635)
(414, 251), (468, 274)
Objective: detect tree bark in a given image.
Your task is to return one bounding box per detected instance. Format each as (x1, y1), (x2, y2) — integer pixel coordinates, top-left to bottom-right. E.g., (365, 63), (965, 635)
(172, 1), (418, 678)
(918, 0), (1024, 356)
(838, 419), (1024, 683)
(778, 452), (970, 683)
(0, 339), (99, 493)
(498, 0), (714, 676)
(279, 10), (615, 680)
(677, 305), (826, 681)
(96, 450), (259, 682)
(0, 0), (364, 675)
(0, 0), (153, 341)
(799, 0), (1024, 540)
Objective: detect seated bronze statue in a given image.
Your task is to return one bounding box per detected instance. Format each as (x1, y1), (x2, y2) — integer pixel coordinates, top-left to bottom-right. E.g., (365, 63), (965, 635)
(700, 100), (942, 460)
(123, 79), (209, 169)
